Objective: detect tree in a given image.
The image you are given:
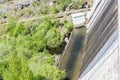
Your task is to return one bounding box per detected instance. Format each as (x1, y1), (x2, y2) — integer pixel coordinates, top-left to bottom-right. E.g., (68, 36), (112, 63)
(32, 28), (47, 52)
(45, 28), (63, 48)
(13, 22), (25, 37)
(29, 51), (65, 80)
(0, 16), (67, 80)
(3, 52), (34, 80)
(0, 43), (9, 79)
(8, 18), (25, 37)
(0, 61), (7, 80)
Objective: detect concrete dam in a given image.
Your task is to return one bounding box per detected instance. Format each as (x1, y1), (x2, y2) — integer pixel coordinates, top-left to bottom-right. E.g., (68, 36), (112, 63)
(59, 0), (120, 80)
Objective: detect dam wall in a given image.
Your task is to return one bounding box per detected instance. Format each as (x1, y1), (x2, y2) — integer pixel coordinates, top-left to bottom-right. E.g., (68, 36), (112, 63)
(79, 0), (120, 80)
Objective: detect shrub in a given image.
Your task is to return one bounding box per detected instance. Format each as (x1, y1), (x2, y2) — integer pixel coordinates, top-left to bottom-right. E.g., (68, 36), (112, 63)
(50, 5), (59, 14)
(3, 52), (34, 80)
(45, 28), (63, 48)
(8, 18), (25, 37)
(29, 52), (65, 80)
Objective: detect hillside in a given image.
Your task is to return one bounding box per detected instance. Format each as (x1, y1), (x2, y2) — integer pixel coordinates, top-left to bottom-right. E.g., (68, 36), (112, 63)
(0, 0), (89, 80)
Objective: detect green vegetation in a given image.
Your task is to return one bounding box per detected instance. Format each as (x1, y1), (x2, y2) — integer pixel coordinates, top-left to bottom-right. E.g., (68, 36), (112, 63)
(0, 0), (85, 79)
(0, 16), (73, 80)
(3, 52), (34, 80)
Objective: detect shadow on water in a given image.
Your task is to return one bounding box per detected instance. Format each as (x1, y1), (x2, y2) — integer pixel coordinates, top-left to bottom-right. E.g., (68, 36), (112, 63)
(59, 27), (86, 80)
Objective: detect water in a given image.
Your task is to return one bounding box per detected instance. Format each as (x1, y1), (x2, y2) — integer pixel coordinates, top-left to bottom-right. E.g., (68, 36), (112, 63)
(59, 27), (86, 80)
